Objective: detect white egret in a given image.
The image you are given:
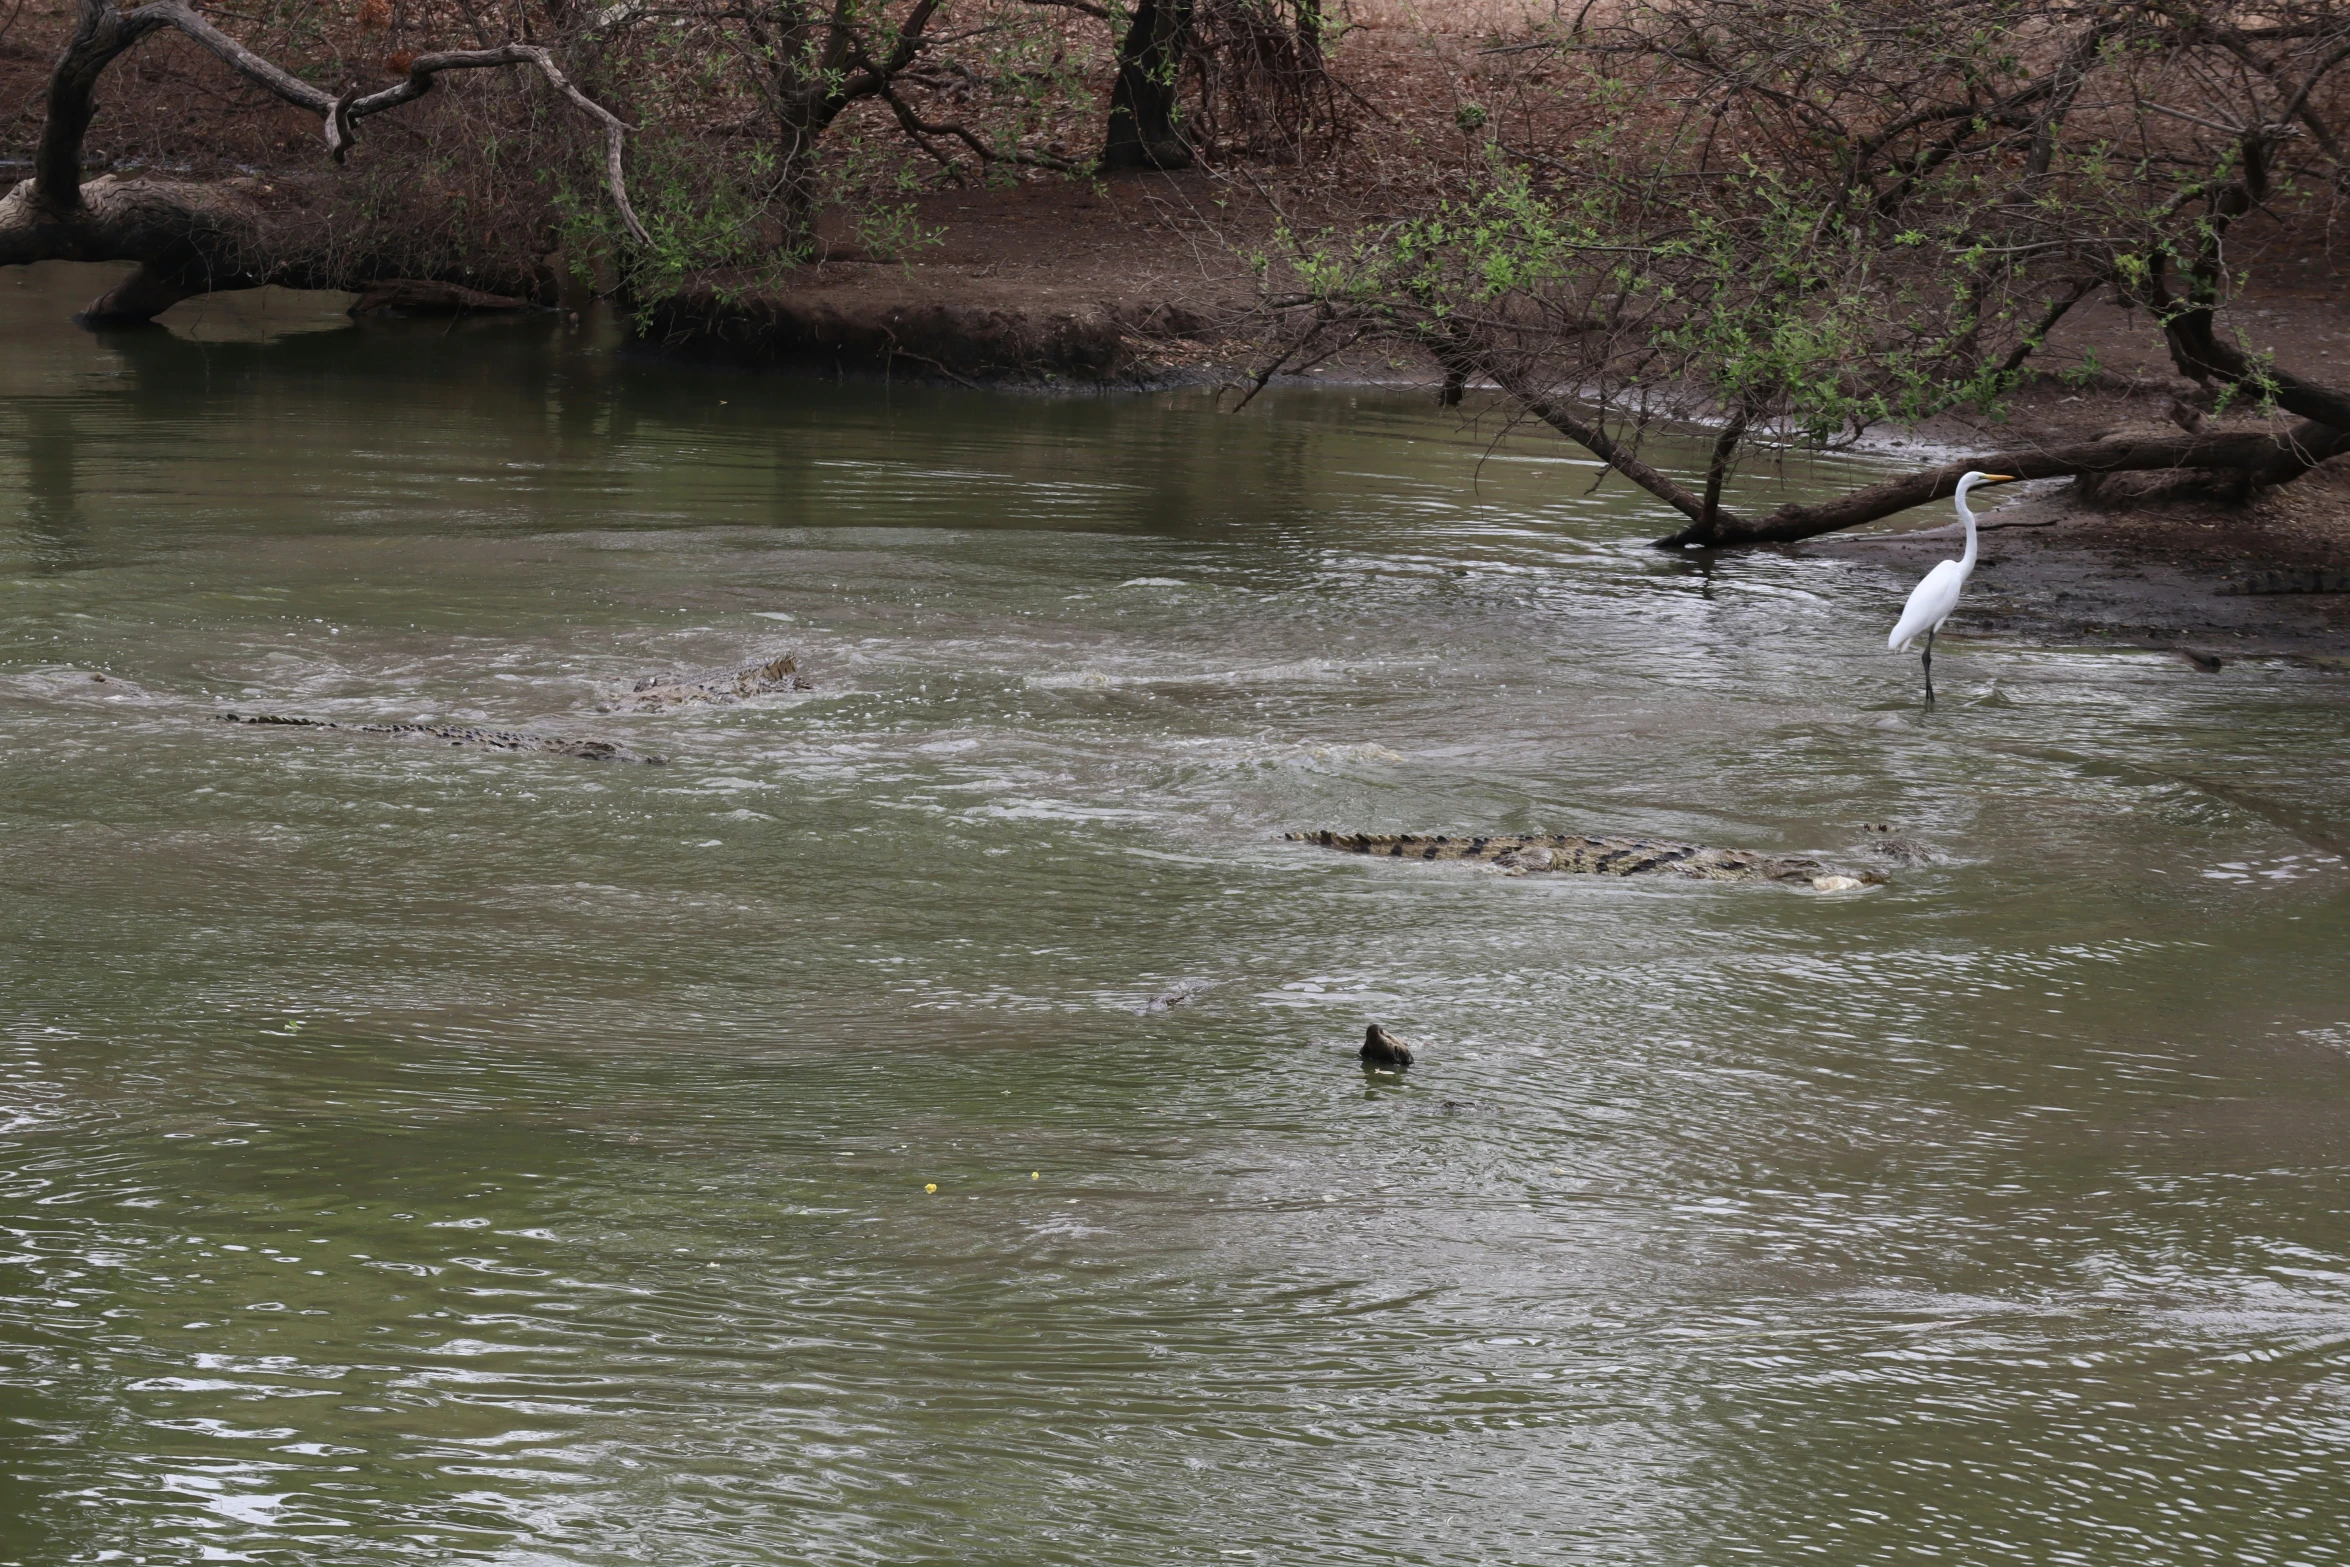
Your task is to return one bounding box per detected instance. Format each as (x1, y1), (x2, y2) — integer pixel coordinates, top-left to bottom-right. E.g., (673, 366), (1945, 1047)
(1887, 470), (2015, 707)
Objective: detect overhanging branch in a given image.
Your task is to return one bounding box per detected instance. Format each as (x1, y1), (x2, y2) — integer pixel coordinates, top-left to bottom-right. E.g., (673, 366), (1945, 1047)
(32, 0), (646, 245)
(336, 45), (649, 245)
(1471, 350), (2350, 549)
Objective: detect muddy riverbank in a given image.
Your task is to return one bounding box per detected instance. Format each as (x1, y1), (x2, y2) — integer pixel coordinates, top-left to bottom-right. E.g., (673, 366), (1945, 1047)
(1805, 481), (2350, 668)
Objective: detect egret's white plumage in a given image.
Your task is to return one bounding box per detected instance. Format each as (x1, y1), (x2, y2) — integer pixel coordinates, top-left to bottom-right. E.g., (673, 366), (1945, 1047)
(1889, 470), (2013, 704)
(1887, 557), (1971, 653)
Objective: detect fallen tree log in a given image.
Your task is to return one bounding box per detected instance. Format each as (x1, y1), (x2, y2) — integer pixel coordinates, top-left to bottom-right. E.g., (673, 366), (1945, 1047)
(1481, 362), (2350, 550)
(1636, 421), (2350, 549)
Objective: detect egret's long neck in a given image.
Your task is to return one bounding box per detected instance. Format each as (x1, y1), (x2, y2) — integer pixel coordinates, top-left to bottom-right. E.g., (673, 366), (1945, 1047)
(1954, 486), (1981, 571)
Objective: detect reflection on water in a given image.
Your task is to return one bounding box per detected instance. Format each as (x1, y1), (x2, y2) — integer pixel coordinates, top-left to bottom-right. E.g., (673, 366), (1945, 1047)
(2, 261), (2348, 1566)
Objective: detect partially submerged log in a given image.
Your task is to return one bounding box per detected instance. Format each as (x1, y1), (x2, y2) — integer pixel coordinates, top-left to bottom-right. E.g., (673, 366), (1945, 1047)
(1288, 831), (1883, 889)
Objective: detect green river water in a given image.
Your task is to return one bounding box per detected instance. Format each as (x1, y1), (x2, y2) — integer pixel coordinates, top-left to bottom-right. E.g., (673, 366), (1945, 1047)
(3, 262), (2348, 1565)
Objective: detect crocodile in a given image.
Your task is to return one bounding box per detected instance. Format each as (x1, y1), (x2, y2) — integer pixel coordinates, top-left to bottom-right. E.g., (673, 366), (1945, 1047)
(1131, 980), (1215, 1015)
(218, 712), (664, 763)
(1288, 830), (1883, 889)
(598, 652), (811, 713)
(1853, 822), (1936, 865)
(2216, 567), (2350, 595)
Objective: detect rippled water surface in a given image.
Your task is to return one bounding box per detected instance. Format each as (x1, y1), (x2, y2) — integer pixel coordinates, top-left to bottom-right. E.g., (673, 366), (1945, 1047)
(4, 263), (2349, 1566)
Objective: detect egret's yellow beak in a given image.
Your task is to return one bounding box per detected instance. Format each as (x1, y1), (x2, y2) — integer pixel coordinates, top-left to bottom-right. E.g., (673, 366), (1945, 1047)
(1982, 473), (2018, 482)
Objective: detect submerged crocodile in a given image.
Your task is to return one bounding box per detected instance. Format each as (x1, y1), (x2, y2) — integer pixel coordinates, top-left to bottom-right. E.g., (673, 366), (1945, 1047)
(1288, 830), (1883, 889)
(599, 652), (811, 713)
(218, 712), (663, 764)
(2216, 567), (2350, 595)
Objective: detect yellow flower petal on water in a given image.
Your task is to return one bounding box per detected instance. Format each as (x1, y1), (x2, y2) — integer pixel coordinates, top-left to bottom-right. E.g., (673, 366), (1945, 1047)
(1031, 1172), (1040, 1180)
(924, 1183), (937, 1194)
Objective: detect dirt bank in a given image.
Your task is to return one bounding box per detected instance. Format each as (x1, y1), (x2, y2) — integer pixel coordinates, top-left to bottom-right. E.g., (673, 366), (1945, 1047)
(1804, 463), (2350, 667)
(1787, 260), (2350, 666)
(636, 173), (1252, 386)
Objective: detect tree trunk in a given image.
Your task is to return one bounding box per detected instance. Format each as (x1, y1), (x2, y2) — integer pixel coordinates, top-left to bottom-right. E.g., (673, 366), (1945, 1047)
(0, 174), (274, 321)
(763, 0), (950, 256)
(1295, 0), (1325, 72)
(777, 96), (831, 255)
(1102, 0), (1194, 172)
(1694, 399), (1754, 544)
(2160, 304), (2350, 433)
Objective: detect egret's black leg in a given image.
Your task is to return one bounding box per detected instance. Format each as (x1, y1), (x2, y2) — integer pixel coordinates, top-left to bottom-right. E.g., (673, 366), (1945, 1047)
(1921, 627), (1936, 709)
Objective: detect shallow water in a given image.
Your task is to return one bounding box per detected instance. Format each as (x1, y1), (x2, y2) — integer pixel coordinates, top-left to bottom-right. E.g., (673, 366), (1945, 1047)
(3, 262), (2348, 1567)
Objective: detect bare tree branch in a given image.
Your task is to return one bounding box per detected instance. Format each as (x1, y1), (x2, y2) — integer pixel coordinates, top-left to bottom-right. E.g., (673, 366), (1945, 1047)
(335, 44), (649, 245)
(31, 0), (644, 245)
(877, 84), (1079, 171)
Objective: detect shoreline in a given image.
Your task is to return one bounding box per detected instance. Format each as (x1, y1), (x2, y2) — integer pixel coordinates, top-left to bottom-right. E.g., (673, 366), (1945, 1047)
(1800, 478), (2350, 667)
(18, 219), (2350, 665)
